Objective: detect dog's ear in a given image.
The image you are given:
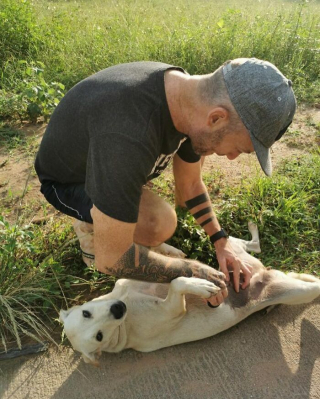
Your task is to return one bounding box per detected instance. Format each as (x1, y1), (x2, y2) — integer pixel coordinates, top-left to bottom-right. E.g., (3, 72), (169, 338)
(59, 309), (72, 323)
(82, 351), (101, 367)
(59, 305), (80, 323)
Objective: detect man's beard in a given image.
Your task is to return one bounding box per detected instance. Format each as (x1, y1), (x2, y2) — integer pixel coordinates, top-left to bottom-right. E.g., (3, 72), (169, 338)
(190, 128), (229, 156)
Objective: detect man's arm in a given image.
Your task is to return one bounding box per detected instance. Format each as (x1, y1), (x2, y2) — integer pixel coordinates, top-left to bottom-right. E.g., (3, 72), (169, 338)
(91, 205), (227, 304)
(173, 154), (252, 292)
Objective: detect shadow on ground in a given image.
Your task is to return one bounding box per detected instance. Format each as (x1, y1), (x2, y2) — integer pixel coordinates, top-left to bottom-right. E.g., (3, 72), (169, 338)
(1, 297), (319, 399)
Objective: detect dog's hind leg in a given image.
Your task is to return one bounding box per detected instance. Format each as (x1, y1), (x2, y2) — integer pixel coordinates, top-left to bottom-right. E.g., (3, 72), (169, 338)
(228, 222), (261, 254)
(286, 272), (319, 283)
(266, 271), (320, 306)
(248, 221), (260, 242)
(247, 221), (261, 251)
(240, 221), (261, 253)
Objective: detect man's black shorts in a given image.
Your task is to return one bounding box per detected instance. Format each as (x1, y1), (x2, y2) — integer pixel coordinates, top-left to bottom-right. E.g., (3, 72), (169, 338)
(40, 181), (93, 223)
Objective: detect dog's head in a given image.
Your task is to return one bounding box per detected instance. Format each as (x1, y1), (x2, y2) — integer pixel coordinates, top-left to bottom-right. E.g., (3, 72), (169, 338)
(60, 298), (127, 366)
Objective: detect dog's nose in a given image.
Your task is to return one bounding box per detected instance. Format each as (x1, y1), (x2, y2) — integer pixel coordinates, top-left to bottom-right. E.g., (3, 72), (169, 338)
(110, 301), (127, 319)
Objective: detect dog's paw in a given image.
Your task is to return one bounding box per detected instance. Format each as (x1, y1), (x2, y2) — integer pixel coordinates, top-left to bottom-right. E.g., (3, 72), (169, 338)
(172, 277), (220, 298)
(248, 221), (258, 231)
(187, 277), (221, 298)
(151, 243), (186, 258)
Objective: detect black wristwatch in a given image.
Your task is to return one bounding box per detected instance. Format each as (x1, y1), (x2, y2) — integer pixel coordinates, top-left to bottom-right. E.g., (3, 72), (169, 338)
(209, 228), (228, 244)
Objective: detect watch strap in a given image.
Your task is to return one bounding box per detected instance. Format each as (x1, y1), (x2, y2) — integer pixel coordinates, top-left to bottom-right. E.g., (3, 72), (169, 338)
(210, 228), (228, 244)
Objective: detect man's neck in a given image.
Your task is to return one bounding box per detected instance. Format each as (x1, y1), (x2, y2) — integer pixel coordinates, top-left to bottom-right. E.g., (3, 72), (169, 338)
(164, 71), (205, 135)
(164, 70), (191, 133)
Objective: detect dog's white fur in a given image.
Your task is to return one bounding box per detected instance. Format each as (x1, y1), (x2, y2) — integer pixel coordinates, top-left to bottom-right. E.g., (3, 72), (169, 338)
(60, 223), (320, 366)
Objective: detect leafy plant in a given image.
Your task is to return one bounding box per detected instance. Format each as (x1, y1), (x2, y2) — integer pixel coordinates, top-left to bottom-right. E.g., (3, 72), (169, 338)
(0, 213), (116, 350)
(0, 0), (41, 70)
(19, 62), (65, 122)
(1, 0), (320, 123)
(0, 91), (22, 121)
(169, 155), (320, 274)
(0, 62), (65, 123)
(0, 216), (60, 350)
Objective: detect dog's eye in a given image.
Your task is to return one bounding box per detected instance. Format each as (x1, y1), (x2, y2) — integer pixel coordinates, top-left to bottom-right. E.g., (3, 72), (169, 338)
(96, 331), (103, 342)
(82, 310), (91, 318)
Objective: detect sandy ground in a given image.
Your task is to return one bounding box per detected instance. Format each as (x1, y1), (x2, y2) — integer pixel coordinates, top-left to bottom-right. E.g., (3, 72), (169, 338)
(1, 298), (320, 399)
(0, 106), (319, 398)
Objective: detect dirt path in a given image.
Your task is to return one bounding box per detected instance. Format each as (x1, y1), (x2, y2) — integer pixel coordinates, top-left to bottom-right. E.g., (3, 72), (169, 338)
(1, 299), (320, 399)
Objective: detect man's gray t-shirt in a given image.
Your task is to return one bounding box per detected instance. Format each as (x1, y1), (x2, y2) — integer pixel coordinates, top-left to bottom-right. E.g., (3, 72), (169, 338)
(35, 62), (200, 223)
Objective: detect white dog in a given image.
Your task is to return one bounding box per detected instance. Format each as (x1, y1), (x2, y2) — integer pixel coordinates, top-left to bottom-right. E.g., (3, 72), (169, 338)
(60, 223), (320, 366)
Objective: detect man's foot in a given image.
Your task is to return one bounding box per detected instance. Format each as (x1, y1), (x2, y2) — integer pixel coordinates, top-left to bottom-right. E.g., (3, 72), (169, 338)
(73, 220), (95, 267)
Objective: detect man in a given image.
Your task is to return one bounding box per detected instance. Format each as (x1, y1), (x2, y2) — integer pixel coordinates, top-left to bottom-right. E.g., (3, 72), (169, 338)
(35, 58), (296, 306)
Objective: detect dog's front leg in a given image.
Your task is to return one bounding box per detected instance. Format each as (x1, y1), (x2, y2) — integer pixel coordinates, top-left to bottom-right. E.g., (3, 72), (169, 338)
(163, 277), (220, 317)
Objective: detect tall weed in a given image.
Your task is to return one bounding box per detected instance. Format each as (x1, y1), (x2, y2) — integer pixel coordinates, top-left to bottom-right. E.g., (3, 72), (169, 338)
(0, 0), (319, 123)
(0, 0), (41, 71)
(169, 154), (320, 274)
(0, 217), (60, 349)
(0, 215), (115, 350)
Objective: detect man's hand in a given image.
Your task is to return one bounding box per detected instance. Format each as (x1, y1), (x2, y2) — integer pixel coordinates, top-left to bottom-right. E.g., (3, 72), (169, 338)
(214, 238), (253, 292)
(191, 262), (228, 307)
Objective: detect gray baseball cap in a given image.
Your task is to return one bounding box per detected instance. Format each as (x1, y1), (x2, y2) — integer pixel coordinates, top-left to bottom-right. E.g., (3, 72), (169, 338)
(222, 58), (297, 176)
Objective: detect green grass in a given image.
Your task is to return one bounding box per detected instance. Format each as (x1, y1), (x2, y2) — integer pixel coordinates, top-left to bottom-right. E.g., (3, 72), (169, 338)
(0, 0), (319, 350)
(0, 215), (115, 350)
(167, 154), (320, 275)
(218, 154), (320, 273)
(0, 0), (320, 122)
(1, 151), (319, 349)
(0, 126), (25, 149)
(0, 217), (60, 350)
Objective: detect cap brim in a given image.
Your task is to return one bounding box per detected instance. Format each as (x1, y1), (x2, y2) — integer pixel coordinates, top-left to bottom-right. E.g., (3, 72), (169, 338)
(249, 133), (272, 176)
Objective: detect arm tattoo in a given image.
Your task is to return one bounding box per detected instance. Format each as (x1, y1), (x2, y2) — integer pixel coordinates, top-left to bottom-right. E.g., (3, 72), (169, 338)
(193, 206), (212, 220)
(105, 244), (226, 288)
(200, 216), (214, 227)
(185, 193), (209, 210)
(185, 192), (216, 229)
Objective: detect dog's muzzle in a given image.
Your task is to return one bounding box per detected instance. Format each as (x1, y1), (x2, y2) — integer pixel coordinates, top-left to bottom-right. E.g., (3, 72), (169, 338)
(110, 301), (127, 319)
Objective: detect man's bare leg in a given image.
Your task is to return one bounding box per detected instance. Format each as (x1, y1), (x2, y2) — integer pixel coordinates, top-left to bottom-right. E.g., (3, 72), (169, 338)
(134, 188), (186, 257)
(74, 187), (181, 266)
(133, 188), (177, 246)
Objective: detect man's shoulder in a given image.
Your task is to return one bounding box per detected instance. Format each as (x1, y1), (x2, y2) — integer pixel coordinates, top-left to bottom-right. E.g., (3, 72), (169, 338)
(100, 61), (179, 73)
(88, 61), (181, 82)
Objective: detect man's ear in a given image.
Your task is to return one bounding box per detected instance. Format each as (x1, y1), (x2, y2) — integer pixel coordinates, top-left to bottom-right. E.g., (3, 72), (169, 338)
(207, 107), (229, 127)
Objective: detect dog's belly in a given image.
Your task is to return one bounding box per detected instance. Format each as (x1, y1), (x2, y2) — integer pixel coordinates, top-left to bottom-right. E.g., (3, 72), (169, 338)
(135, 302), (239, 352)
(152, 274), (273, 351)
(224, 269), (272, 309)
(122, 271), (274, 352)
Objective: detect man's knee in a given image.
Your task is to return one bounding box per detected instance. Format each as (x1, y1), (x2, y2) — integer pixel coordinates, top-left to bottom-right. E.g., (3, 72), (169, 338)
(134, 203), (177, 247)
(151, 205), (177, 244)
